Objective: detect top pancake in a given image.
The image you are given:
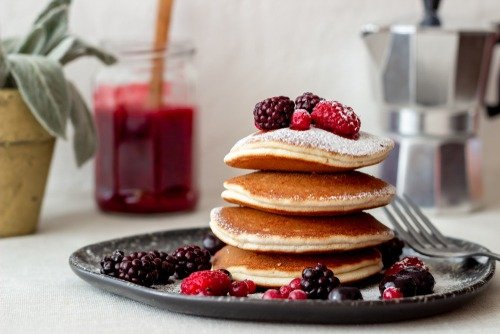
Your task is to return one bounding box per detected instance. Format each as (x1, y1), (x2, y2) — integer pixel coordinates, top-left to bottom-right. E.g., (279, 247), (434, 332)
(224, 127), (394, 172)
(222, 171), (396, 215)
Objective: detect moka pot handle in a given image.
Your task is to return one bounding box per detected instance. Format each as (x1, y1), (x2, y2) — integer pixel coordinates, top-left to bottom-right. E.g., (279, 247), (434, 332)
(487, 36), (500, 117)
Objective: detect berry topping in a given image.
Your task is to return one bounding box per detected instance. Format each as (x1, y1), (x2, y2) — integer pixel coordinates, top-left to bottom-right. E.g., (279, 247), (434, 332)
(171, 245), (211, 279)
(100, 250), (176, 287)
(385, 256), (429, 277)
(290, 109), (311, 130)
(146, 250), (177, 283)
(328, 287), (363, 301)
(202, 232), (226, 255)
(279, 285), (293, 298)
(254, 96), (295, 130)
(217, 269), (232, 280)
(379, 274), (417, 298)
(377, 237), (405, 268)
(300, 263), (340, 300)
(382, 287), (403, 300)
(398, 266), (435, 295)
(180, 270), (232, 296)
(243, 279), (257, 294)
(100, 250), (124, 277)
(288, 277), (302, 290)
(262, 289), (283, 300)
(294, 92), (323, 113)
(288, 290), (308, 300)
(311, 100), (361, 138)
(229, 281), (249, 297)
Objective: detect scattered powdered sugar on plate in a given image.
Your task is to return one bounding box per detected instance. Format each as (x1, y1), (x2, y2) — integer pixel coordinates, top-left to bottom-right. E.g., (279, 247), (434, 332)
(231, 127), (393, 157)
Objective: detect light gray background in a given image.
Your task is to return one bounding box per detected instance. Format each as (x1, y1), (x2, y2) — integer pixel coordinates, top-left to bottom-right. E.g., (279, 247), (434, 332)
(1, 0), (500, 207)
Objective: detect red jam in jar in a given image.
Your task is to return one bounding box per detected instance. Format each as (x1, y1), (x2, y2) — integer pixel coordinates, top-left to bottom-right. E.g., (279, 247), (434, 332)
(94, 43), (198, 213)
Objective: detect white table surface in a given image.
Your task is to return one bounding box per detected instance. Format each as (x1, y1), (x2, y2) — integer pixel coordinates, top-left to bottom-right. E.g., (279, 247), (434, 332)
(1, 191), (499, 334)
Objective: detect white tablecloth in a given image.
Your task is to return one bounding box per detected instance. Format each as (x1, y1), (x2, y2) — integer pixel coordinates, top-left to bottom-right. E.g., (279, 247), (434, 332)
(1, 191), (499, 334)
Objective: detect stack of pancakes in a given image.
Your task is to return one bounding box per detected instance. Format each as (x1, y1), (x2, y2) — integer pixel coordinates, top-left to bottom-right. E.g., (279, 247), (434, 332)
(210, 127), (396, 287)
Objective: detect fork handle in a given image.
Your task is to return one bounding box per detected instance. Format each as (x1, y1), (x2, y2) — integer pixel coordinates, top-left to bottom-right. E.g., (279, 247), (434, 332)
(475, 251), (500, 261)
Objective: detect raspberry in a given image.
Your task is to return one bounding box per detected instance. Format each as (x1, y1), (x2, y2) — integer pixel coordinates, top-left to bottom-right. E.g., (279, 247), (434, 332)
(279, 285), (293, 298)
(382, 287), (403, 300)
(385, 256), (429, 277)
(262, 289), (283, 300)
(229, 281), (248, 297)
(171, 245), (211, 279)
(311, 100), (361, 138)
(289, 277), (302, 290)
(243, 279), (257, 294)
(254, 96), (295, 130)
(300, 263), (340, 300)
(294, 92), (323, 113)
(288, 290), (308, 300)
(290, 109), (311, 130)
(217, 269), (232, 280)
(180, 270), (232, 296)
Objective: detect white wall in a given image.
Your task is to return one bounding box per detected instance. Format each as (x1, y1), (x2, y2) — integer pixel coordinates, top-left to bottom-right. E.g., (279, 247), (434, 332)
(1, 0), (500, 208)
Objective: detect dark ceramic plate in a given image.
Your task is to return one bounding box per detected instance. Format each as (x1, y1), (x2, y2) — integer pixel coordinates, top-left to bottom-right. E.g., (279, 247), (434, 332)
(69, 227), (495, 324)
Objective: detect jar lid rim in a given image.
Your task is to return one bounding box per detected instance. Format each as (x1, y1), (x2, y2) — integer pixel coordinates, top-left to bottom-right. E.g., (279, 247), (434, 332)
(100, 40), (195, 59)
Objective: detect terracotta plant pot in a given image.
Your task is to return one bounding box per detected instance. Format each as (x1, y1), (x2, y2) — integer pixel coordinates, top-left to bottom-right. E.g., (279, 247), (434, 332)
(0, 89), (55, 237)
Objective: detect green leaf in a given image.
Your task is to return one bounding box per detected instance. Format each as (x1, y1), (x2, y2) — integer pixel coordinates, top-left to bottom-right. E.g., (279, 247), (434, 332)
(34, 0), (71, 25)
(1, 38), (20, 53)
(7, 54), (69, 138)
(17, 26), (47, 54)
(50, 36), (116, 65)
(67, 81), (97, 166)
(0, 45), (8, 87)
(35, 5), (69, 54)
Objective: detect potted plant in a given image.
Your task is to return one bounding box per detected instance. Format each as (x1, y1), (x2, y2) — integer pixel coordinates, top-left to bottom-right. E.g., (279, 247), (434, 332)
(0, 0), (115, 237)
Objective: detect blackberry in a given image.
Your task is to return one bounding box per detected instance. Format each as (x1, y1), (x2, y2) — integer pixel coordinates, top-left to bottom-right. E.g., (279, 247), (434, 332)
(100, 250), (124, 277)
(171, 245), (211, 279)
(294, 92), (323, 113)
(399, 266), (435, 295)
(253, 96), (295, 130)
(379, 274), (417, 298)
(300, 263), (340, 300)
(377, 237), (405, 268)
(146, 250), (176, 283)
(202, 232), (225, 255)
(118, 251), (159, 287)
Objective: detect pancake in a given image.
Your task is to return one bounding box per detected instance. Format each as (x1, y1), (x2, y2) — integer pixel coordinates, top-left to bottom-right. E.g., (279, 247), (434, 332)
(224, 127), (394, 172)
(210, 206), (394, 253)
(222, 171), (395, 215)
(212, 245), (383, 287)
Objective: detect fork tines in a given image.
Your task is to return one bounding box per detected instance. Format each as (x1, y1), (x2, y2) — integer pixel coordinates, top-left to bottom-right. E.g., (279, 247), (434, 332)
(383, 195), (449, 251)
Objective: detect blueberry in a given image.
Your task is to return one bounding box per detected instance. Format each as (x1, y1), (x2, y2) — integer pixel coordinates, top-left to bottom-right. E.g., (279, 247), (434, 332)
(202, 232), (225, 255)
(328, 287), (363, 301)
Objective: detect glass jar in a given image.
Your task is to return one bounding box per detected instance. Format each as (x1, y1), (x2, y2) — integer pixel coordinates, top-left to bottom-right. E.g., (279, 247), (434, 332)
(93, 42), (198, 213)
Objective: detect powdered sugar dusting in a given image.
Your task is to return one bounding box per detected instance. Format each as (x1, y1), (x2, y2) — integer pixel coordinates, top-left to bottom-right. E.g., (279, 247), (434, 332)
(231, 127), (393, 157)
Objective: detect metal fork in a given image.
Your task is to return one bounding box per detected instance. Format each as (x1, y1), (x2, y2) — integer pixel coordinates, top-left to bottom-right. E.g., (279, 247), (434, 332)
(383, 194), (500, 261)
